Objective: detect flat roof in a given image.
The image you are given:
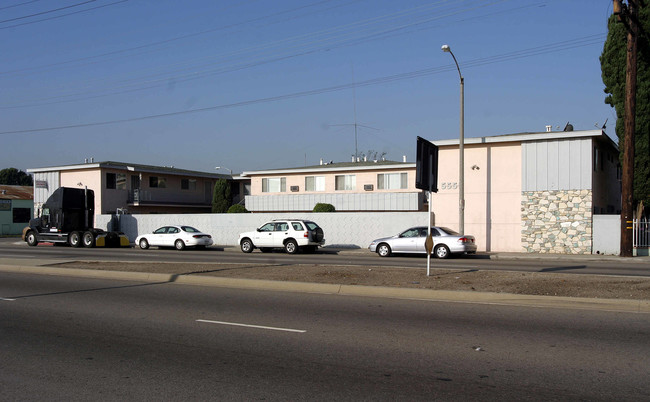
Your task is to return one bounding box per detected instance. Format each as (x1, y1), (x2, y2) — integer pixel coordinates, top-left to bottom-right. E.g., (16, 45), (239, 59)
(432, 129), (614, 147)
(27, 161), (230, 179)
(240, 160), (415, 177)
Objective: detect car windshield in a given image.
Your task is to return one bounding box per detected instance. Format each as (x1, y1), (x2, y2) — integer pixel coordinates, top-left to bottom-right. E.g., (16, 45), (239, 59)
(305, 221), (320, 231)
(181, 226), (200, 233)
(438, 227), (459, 236)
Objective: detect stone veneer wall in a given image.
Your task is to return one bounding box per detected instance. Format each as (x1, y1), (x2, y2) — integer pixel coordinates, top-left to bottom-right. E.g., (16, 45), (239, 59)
(521, 190), (592, 254)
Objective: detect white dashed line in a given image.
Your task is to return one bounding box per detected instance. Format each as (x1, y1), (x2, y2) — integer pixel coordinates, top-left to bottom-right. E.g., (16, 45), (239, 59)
(196, 319), (306, 333)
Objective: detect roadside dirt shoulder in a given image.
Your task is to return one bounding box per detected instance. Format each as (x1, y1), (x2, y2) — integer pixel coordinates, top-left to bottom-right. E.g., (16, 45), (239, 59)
(53, 261), (650, 300)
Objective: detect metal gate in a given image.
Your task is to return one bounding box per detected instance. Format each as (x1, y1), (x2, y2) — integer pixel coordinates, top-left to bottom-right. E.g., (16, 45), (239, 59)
(633, 218), (650, 248)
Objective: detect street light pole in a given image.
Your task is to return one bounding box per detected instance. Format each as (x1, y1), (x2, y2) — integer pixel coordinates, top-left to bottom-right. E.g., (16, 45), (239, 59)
(215, 166), (232, 175)
(442, 44), (465, 234)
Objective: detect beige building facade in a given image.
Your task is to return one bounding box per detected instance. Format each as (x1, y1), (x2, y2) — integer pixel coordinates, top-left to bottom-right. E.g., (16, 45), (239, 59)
(28, 161), (229, 216)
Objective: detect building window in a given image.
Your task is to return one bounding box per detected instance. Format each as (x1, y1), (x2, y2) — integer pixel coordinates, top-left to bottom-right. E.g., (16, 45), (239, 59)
(377, 173), (407, 190)
(149, 176), (167, 188)
(305, 176), (325, 192)
(106, 173), (127, 190)
(106, 173), (116, 189)
(262, 177), (286, 193)
(13, 207), (31, 223)
(335, 175), (356, 191)
(181, 178), (197, 190)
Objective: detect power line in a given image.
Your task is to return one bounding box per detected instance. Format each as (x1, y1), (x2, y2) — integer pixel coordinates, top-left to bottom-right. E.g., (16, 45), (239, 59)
(0, 33), (606, 136)
(0, 0), (43, 12)
(0, 0), (516, 107)
(0, 0), (97, 24)
(0, 0), (127, 30)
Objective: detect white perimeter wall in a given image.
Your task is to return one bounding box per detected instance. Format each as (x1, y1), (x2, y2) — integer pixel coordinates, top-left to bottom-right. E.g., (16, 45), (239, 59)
(592, 215), (620, 255)
(97, 212), (431, 249)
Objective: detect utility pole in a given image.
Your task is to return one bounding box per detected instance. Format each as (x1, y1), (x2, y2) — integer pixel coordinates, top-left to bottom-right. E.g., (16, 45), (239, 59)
(614, 0), (638, 257)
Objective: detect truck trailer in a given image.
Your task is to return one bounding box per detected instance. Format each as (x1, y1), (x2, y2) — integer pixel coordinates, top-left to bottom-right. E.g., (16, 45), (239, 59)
(22, 187), (129, 247)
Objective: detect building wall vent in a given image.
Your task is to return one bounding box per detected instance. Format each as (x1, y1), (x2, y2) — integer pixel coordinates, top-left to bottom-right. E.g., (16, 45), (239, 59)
(364, 184), (374, 191)
(290, 186), (299, 192)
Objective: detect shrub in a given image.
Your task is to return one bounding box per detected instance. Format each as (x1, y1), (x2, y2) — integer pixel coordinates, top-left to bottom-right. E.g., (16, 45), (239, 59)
(227, 204), (249, 213)
(313, 203), (335, 212)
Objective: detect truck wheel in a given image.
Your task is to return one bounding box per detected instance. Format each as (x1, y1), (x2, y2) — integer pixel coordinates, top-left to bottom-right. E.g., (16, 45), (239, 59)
(240, 238), (254, 253)
(69, 231), (82, 248)
(284, 239), (298, 254)
(139, 238), (149, 250)
(82, 231), (95, 248)
(174, 239), (186, 250)
(26, 231), (39, 247)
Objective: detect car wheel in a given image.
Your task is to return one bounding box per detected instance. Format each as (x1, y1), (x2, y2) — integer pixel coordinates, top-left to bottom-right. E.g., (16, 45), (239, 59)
(26, 231), (39, 247)
(240, 238), (254, 253)
(69, 231), (82, 248)
(284, 239), (298, 254)
(139, 238), (149, 250)
(175, 239), (186, 250)
(377, 243), (392, 257)
(82, 231), (95, 248)
(434, 244), (450, 259)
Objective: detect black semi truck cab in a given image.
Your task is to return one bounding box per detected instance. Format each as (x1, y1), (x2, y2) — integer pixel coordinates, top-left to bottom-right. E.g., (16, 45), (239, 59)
(23, 187), (129, 247)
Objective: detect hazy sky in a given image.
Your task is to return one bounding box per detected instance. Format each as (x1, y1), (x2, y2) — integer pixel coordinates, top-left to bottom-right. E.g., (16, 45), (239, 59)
(2, 0), (616, 174)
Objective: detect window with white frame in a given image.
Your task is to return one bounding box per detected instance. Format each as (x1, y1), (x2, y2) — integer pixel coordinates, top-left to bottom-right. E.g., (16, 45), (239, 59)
(262, 177), (286, 193)
(377, 172), (407, 190)
(305, 176), (325, 191)
(335, 175), (356, 191)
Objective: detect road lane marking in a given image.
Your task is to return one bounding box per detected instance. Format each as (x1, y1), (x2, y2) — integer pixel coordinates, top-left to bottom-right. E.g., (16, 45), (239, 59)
(1, 297), (16, 301)
(196, 319), (306, 333)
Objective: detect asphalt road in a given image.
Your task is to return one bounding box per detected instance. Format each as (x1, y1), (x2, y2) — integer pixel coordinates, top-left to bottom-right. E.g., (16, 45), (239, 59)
(2, 271), (649, 401)
(2, 238), (649, 277)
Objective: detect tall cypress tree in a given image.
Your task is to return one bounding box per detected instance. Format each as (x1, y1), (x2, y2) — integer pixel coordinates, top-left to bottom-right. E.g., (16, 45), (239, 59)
(212, 178), (232, 213)
(601, 5), (650, 207)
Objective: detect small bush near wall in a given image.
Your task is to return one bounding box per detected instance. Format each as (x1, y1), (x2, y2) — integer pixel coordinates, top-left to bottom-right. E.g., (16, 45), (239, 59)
(227, 204), (249, 213)
(313, 203), (336, 212)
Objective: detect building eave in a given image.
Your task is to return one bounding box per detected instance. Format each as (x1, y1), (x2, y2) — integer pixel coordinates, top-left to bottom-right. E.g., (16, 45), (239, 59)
(432, 129), (606, 147)
(240, 162), (415, 177)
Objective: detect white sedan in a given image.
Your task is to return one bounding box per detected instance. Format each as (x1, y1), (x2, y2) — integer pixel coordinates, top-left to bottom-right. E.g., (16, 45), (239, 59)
(136, 225), (213, 250)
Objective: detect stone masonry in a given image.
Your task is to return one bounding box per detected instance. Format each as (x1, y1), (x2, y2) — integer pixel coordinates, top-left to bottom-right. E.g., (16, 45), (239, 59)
(521, 190), (592, 254)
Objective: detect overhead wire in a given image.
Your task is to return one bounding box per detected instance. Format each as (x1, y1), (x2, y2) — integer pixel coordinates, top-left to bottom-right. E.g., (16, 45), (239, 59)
(1, 0), (507, 107)
(0, 33), (606, 136)
(0, 0), (127, 30)
(0, 0), (97, 23)
(0, 0), (43, 12)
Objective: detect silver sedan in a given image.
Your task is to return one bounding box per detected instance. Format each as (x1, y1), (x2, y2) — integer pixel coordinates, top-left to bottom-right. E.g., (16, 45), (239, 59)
(368, 226), (477, 258)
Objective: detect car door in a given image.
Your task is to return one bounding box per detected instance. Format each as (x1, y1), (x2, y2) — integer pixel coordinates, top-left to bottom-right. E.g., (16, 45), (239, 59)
(165, 227), (180, 246)
(150, 227), (168, 247)
(391, 228), (421, 253)
(254, 222), (276, 247)
(272, 222), (290, 246)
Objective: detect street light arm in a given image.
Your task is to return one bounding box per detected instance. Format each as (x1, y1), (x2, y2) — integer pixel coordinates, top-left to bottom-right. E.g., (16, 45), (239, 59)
(442, 44), (463, 82)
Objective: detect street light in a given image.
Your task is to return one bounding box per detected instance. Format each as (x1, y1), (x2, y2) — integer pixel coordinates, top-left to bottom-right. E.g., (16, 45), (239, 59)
(442, 44), (465, 234)
(215, 166), (232, 175)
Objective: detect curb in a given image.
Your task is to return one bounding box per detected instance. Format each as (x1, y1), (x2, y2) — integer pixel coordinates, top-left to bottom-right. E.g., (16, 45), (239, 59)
(2, 264), (648, 313)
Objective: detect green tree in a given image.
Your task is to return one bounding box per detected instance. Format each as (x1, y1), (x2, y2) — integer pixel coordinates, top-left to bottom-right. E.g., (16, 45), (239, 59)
(313, 203), (336, 212)
(601, 5), (650, 206)
(0, 168), (33, 186)
(227, 204), (249, 213)
(211, 178), (232, 213)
